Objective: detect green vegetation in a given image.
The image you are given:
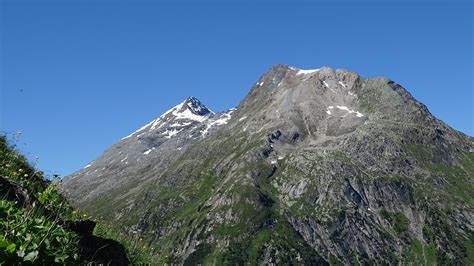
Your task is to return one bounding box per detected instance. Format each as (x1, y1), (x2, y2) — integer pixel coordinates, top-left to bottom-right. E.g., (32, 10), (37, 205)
(392, 212), (409, 234)
(380, 210), (409, 235)
(0, 134), (82, 264)
(401, 240), (437, 265)
(93, 221), (155, 264)
(0, 134), (154, 264)
(0, 198), (79, 264)
(406, 144), (474, 205)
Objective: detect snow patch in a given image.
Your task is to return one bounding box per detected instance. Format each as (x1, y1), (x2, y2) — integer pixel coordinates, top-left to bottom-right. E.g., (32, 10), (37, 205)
(336, 105), (351, 112)
(326, 105), (364, 117)
(173, 108), (209, 122)
(162, 128), (184, 139)
(202, 109), (236, 136)
(150, 119), (165, 130)
(201, 111), (234, 136)
(239, 116), (247, 122)
(162, 103), (183, 117)
(83, 164), (91, 169)
(169, 122), (192, 128)
(323, 81), (329, 88)
(338, 81), (347, 88)
(212, 113), (232, 126)
(143, 149), (152, 155)
(297, 69), (320, 75)
(335, 105), (364, 117)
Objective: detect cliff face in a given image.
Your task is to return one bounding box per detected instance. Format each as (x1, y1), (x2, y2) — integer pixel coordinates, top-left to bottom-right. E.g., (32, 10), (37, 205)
(63, 65), (474, 264)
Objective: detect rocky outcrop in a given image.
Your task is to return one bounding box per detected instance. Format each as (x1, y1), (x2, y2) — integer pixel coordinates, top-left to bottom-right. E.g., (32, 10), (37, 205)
(63, 220), (129, 265)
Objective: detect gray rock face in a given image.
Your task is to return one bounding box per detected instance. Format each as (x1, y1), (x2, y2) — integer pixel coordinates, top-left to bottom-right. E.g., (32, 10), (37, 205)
(63, 65), (474, 265)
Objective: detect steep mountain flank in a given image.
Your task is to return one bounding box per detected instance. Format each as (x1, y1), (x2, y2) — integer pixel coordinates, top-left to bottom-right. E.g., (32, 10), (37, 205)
(63, 65), (474, 264)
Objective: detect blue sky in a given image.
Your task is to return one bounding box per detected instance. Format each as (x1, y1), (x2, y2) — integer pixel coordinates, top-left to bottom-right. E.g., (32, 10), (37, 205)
(1, 0), (472, 177)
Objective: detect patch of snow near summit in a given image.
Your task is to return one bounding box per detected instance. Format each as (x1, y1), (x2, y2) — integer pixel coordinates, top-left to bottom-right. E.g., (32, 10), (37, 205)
(336, 106), (351, 112)
(83, 164), (91, 169)
(338, 81), (347, 88)
(174, 108), (208, 122)
(326, 105), (364, 117)
(297, 69), (320, 75)
(336, 105), (364, 117)
(160, 102), (183, 119)
(143, 149), (152, 155)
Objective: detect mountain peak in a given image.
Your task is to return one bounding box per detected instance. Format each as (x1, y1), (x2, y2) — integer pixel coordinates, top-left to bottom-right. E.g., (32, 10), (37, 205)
(182, 96), (213, 116)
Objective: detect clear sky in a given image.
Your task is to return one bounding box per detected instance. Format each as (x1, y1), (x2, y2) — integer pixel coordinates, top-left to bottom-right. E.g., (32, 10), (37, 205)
(1, 0), (473, 177)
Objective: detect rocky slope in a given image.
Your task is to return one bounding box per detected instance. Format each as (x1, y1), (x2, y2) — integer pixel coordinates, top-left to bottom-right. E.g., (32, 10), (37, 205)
(63, 65), (474, 264)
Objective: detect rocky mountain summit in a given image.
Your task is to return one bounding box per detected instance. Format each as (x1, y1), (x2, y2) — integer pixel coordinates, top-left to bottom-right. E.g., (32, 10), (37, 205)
(63, 65), (474, 264)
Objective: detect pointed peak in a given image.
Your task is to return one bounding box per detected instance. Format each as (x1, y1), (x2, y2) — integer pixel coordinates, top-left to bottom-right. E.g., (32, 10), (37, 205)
(184, 96), (199, 103)
(182, 96), (213, 115)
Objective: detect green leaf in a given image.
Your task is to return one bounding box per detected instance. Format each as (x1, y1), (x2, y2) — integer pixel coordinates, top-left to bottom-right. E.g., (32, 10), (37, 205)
(23, 250), (39, 261)
(6, 243), (16, 253)
(0, 239), (8, 248)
